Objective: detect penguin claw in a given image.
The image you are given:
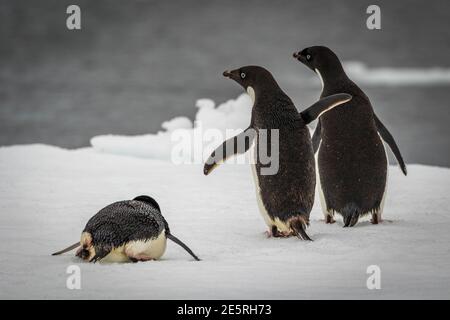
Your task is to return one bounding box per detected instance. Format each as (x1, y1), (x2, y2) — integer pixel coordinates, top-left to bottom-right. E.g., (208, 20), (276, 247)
(371, 213), (380, 224)
(325, 215), (336, 224)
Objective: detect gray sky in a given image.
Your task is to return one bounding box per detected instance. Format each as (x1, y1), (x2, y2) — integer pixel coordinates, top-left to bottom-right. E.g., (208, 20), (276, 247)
(1, 0), (449, 166)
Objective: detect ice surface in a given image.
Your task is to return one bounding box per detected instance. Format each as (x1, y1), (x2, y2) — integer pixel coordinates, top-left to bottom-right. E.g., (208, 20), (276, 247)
(91, 94), (252, 162)
(344, 61), (450, 86)
(0, 144), (449, 299)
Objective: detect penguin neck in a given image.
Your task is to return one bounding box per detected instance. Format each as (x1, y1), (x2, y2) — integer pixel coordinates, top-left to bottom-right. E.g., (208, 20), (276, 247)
(316, 62), (349, 93)
(247, 82), (284, 106)
(246, 86), (256, 105)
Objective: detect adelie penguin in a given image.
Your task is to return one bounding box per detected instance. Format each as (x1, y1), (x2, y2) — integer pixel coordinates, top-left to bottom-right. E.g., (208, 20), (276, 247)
(203, 66), (351, 239)
(52, 195), (200, 262)
(293, 46), (407, 227)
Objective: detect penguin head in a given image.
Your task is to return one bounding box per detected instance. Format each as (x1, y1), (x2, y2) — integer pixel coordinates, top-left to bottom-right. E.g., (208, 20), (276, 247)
(223, 66), (278, 98)
(293, 46), (342, 76)
(133, 195), (161, 212)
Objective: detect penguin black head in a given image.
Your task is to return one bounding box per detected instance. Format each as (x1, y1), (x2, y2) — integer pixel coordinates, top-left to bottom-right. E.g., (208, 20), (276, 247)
(223, 66), (279, 97)
(133, 195), (161, 212)
(293, 46), (344, 77)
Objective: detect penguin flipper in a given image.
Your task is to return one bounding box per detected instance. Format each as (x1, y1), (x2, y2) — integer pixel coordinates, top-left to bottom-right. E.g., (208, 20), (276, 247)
(373, 114), (407, 176)
(203, 126), (255, 175)
(311, 120), (322, 153)
(300, 93), (352, 124)
(167, 233), (201, 261)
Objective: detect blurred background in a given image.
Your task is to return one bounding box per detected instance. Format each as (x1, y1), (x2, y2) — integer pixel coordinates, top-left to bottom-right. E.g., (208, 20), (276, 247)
(0, 0), (449, 166)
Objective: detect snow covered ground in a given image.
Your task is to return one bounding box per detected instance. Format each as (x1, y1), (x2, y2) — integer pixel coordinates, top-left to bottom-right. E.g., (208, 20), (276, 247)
(1, 144), (449, 299)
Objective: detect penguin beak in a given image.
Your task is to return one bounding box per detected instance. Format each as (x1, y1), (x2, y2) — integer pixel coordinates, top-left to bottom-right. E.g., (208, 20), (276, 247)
(293, 51), (315, 71)
(293, 51), (305, 63)
(223, 69), (241, 81)
(223, 70), (233, 78)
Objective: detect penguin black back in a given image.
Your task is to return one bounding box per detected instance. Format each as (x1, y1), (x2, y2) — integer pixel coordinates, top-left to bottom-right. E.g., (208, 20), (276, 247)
(294, 46), (406, 227)
(206, 66), (351, 239)
(52, 195), (200, 262)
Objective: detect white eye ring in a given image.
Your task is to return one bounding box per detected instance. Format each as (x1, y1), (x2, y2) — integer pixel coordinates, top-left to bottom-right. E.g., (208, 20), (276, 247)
(240, 72), (246, 79)
(306, 54), (311, 60)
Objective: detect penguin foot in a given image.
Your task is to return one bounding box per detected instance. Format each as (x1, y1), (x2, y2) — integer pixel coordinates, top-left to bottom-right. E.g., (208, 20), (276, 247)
(266, 227), (291, 238)
(325, 215), (336, 224)
(371, 213), (382, 224)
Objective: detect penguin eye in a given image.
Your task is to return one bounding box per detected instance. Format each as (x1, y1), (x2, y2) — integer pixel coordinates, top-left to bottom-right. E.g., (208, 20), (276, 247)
(306, 54), (312, 61)
(240, 72), (246, 79)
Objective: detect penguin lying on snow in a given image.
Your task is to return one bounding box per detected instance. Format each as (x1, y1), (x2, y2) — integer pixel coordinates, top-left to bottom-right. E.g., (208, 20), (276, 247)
(293, 46), (407, 227)
(204, 66), (351, 240)
(52, 195), (200, 262)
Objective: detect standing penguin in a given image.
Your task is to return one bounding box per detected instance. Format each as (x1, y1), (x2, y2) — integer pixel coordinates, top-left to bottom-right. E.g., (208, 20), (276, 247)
(204, 66), (351, 239)
(52, 195), (200, 262)
(293, 46), (407, 227)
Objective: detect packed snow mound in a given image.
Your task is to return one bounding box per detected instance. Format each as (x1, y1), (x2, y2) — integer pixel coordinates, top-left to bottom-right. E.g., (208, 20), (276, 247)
(1, 144), (450, 299)
(343, 61), (450, 86)
(91, 94), (252, 161)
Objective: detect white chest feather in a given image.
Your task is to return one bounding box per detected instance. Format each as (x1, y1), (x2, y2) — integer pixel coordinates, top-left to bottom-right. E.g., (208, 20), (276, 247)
(249, 139), (272, 227)
(247, 86), (255, 103)
(249, 136), (291, 232)
(315, 68), (324, 93)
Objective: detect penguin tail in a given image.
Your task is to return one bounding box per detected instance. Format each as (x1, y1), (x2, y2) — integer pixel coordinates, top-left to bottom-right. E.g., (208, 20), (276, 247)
(341, 203), (361, 227)
(51, 242), (80, 256)
(290, 217), (313, 241)
(166, 233), (201, 261)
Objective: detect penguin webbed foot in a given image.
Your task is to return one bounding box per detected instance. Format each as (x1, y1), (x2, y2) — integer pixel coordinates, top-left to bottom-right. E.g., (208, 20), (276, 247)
(270, 226), (291, 238)
(266, 227), (294, 238)
(325, 215), (336, 224)
(370, 212), (382, 225)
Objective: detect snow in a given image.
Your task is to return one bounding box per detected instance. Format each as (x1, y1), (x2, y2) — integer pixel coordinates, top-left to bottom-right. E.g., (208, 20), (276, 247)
(91, 94), (252, 161)
(1, 144), (450, 299)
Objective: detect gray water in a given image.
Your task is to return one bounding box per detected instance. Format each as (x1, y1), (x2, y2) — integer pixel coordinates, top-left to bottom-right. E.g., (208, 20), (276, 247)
(1, 0), (449, 166)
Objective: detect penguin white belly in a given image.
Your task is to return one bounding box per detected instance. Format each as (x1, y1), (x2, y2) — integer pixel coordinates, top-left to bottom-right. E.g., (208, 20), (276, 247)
(377, 133), (389, 218)
(125, 232), (167, 260)
(250, 139), (272, 227)
(249, 139), (291, 233)
(316, 141), (333, 218)
(101, 231), (167, 262)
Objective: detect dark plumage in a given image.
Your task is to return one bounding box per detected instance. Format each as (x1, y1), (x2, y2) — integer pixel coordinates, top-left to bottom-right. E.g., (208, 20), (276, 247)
(52, 195), (200, 262)
(204, 66), (350, 239)
(82, 198), (169, 258)
(293, 46), (407, 227)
